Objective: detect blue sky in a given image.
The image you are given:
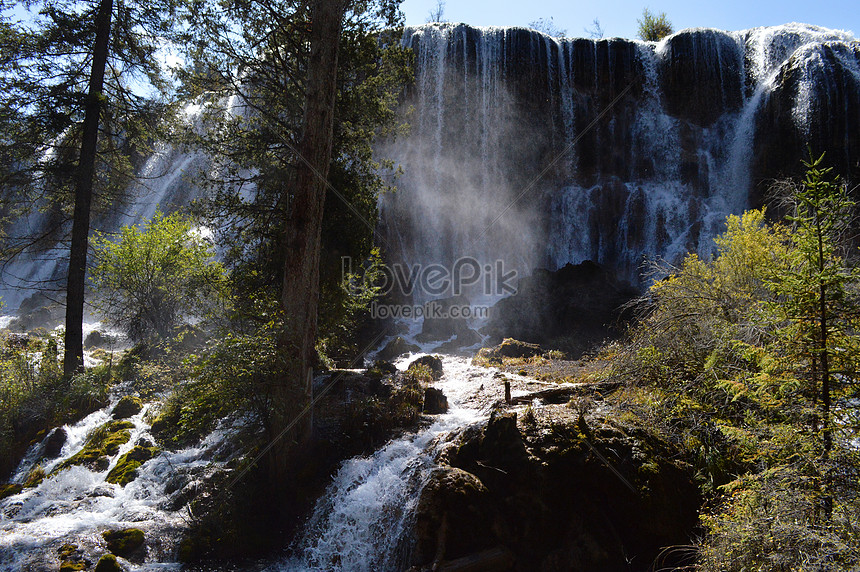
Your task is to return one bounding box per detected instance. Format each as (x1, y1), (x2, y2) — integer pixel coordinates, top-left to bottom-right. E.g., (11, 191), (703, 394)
(400, 0), (859, 39)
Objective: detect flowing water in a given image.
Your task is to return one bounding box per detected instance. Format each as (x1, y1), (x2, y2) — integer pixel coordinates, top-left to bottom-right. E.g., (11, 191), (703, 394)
(1, 21), (859, 571)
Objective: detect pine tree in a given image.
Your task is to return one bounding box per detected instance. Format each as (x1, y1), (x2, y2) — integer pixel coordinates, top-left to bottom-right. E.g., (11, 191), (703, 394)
(0, 0), (177, 376)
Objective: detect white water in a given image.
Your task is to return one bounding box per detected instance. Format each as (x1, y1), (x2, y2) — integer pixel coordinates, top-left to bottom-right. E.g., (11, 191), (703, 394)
(280, 354), (498, 572)
(0, 391), (248, 571)
(378, 23), (860, 287)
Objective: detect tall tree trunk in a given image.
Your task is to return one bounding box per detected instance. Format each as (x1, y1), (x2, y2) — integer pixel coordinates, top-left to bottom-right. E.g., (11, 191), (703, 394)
(274, 0), (345, 457)
(63, 0), (113, 377)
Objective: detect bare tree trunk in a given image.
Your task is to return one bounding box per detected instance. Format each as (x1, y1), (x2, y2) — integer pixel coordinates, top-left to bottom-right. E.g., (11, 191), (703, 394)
(64, 0), (113, 377)
(274, 0), (345, 458)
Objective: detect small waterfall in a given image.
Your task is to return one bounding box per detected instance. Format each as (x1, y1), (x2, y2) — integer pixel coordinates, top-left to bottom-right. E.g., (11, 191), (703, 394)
(0, 390), (248, 571)
(279, 355), (497, 572)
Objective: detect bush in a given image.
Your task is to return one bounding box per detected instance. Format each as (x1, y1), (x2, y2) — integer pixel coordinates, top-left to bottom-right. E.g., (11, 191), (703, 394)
(637, 8), (673, 41)
(91, 211), (229, 343)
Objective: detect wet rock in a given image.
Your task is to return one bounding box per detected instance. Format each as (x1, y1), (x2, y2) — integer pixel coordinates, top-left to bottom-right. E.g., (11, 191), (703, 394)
(85, 330), (117, 349)
(376, 336), (421, 361)
(111, 396), (143, 420)
(54, 421), (134, 474)
(407, 355), (444, 381)
(89, 485), (116, 498)
(412, 406), (701, 571)
(0, 483), (22, 500)
(659, 29), (743, 126)
(417, 295), (472, 342)
(58, 543), (90, 572)
(43, 427), (67, 459)
(413, 467), (496, 564)
(103, 527), (145, 559)
(365, 360), (399, 380)
(423, 387), (448, 414)
(94, 553), (123, 572)
(23, 465), (45, 487)
(434, 328), (483, 353)
(106, 445), (159, 486)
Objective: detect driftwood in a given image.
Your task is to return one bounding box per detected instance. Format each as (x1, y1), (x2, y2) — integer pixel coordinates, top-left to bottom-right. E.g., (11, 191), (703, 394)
(509, 381), (621, 404)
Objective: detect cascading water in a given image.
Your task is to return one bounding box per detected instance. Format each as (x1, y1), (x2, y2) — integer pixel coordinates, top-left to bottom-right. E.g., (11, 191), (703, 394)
(278, 353), (505, 572)
(378, 23), (860, 286)
(2, 21), (860, 572)
(0, 390), (250, 571)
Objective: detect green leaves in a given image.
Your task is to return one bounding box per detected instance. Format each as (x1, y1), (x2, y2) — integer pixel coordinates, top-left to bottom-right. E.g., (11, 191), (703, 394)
(91, 211), (229, 342)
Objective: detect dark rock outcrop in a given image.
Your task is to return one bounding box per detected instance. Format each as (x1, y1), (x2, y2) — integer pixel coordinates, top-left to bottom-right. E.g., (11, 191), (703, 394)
(408, 355), (444, 381)
(482, 261), (637, 358)
(411, 408), (700, 571)
(423, 387), (448, 414)
(377, 336), (421, 361)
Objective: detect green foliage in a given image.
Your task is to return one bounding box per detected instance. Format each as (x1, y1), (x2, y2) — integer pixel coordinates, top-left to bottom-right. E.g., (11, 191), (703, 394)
(91, 212), (229, 343)
(180, 0), (412, 360)
(613, 156), (860, 569)
(637, 7), (673, 41)
(151, 324), (290, 446)
(0, 330), (110, 478)
(0, 0), (177, 270)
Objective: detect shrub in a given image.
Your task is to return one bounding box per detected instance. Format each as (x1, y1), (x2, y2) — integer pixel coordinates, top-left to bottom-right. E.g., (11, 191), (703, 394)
(91, 211), (229, 343)
(637, 8), (673, 41)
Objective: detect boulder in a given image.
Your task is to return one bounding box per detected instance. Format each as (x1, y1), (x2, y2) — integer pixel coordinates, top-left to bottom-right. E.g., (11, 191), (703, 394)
(412, 467), (496, 564)
(111, 396), (143, 420)
(106, 445), (159, 486)
(42, 426), (67, 459)
(434, 328), (483, 353)
(102, 527), (145, 559)
(407, 355), (444, 381)
(94, 554), (123, 572)
(423, 387), (448, 414)
(85, 330), (116, 349)
(377, 336), (420, 361)
(417, 295), (472, 342)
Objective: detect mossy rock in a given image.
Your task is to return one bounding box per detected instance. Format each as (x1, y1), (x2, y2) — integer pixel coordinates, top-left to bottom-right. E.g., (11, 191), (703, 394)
(111, 396), (143, 420)
(0, 483), (22, 499)
(407, 355), (444, 381)
(54, 421), (134, 474)
(59, 561), (87, 572)
(58, 543), (79, 560)
(94, 553), (123, 572)
(377, 336), (420, 361)
(23, 465), (45, 487)
(105, 446), (159, 486)
(102, 527), (145, 558)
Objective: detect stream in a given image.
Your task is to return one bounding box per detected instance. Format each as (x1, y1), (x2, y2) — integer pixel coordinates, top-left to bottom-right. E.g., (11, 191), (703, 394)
(0, 350), (508, 571)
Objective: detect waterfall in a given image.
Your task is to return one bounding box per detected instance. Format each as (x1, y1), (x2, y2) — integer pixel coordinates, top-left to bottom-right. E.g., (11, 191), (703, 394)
(279, 355), (498, 572)
(378, 23), (860, 286)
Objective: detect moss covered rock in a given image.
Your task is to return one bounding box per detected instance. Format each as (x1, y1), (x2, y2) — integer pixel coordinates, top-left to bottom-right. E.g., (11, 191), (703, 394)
(111, 396), (142, 420)
(23, 465), (45, 487)
(55, 421), (134, 474)
(376, 336), (420, 361)
(94, 553), (123, 572)
(57, 542), (89, 571)
(102, 527), (145, 558)
(407, 355), (444, 381)
(105, 445), (159, 486)
(0, 483), (22, 499)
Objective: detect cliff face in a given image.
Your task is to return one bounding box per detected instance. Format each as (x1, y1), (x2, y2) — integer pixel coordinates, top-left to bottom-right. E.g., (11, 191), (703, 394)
(378, 23), (860, 288)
